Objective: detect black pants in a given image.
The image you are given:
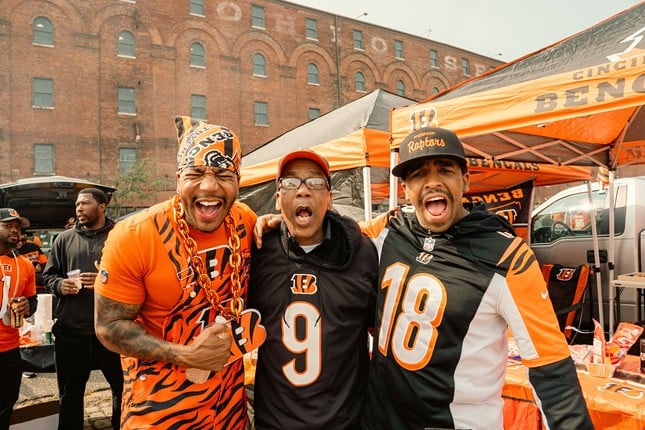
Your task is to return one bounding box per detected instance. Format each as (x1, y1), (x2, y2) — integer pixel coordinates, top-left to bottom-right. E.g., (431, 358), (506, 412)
(54, 334), (123, 430)
(0, 348), (22, 430)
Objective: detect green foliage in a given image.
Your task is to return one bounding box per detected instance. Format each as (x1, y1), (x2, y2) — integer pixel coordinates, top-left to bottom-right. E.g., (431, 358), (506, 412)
(108, 159), (164, 217)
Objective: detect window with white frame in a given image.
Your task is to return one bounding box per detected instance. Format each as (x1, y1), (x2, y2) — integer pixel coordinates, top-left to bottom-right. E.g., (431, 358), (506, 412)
(34, 144), (54, 174)
(353, 30), (363, 50)
(190, 0), (204, 15)
(396, 80), (405, 96)
(190, 42), (205, 67)
(118, 31), (135, 57)
(33, 17), (53, 46)
(305, 18), (317, 40)
(462, 58), (471, 76)
(394, 40), (404, 59)
(254, 101), (268, 126)
(430, 49), (439, 68)
(191, 94), (207, 119)
(119, 147), (137, 174)
(307, 63), (319, 84)
(251, 5), (265, 28)
(355, 71), (366, 92)
(118, 86), (136, 114)
(252, 53), (267, 76)
(33, 78), (53, 108)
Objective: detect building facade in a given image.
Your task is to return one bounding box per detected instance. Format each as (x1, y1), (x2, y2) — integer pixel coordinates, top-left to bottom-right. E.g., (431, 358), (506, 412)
(0, 0), (502, 202)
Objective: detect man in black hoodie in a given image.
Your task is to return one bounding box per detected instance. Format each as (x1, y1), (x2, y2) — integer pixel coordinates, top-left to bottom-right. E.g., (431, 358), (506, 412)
(248, 150), (378, 430)
(43, 188), (123, 430)
(360, 127), (593, 430)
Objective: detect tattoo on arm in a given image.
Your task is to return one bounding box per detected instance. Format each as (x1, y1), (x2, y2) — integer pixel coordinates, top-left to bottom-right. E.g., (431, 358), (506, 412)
(95, 294), (183, 365)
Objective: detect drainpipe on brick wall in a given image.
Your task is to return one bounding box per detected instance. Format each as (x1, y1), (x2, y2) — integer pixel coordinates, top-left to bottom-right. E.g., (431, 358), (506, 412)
(97, 54), (103, 181)
(334, 15), (342, 108)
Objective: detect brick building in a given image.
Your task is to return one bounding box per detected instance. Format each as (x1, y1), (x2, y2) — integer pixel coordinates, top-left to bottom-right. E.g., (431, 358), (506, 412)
(0, 0), (502, 203)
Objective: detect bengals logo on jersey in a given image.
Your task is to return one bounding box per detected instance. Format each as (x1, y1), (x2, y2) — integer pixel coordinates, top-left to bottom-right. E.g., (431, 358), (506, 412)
(290, 273), (318, 294)
(226, 308), (267, 364)
(556, 267), (576, 281)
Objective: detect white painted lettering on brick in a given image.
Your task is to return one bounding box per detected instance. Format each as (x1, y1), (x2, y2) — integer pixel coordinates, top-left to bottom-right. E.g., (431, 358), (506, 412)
(371, 37), (387, 53)
(444, 56), (457, 71)
(330, 25), (340, 43)
(475, 64), (488, 76)
(217, 2), (241, 21)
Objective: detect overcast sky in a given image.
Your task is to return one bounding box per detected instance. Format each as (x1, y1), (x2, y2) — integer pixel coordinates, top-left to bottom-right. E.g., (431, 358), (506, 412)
(287, 0), (641, 61)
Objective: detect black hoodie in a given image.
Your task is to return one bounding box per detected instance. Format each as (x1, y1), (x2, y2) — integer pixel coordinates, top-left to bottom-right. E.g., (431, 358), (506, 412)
(249, 210), (378, 430)
(43, 219), (115, 338)
(362, 201), (593, 430)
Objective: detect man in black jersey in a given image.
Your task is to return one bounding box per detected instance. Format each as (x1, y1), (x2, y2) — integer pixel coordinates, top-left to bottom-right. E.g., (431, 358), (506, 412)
(249, 150), (378, 430)
(360, 127), (593, 429)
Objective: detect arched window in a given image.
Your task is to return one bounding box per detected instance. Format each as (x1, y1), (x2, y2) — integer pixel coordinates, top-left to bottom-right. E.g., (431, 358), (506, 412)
(307, 63), (319, 85)
(252, 53), (266, 76)
(190, 42), (205, 67)
(432, 87), (441, 94)
(396, 80), (405, 96)
(355, 71), (366, 92)
(118, 31), (135, 57)
(33, 17), (53, 45)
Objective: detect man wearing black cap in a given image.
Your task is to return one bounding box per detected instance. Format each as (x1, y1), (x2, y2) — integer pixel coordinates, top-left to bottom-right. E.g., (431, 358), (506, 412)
(0, 208), (37, 430)
(360, 127), (593, 430)
(248, 150), (377, 430)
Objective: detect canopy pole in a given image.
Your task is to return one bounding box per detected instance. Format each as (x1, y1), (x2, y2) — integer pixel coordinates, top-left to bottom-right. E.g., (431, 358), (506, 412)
(389, 149), (399, 211)
(362, 166), (372, 221)
(608, 171), (616, 336)
(586, 181), (605, 332)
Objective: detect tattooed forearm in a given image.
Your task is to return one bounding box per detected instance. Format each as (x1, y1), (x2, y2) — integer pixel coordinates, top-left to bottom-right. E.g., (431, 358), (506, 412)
(95, 294), (182, 365)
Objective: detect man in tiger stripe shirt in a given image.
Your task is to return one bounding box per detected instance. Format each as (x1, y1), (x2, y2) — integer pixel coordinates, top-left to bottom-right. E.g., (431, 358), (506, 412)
(95, 117), (262, 430)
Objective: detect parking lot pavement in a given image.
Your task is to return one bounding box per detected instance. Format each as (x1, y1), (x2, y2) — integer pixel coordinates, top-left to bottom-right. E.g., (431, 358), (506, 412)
(16, 371), (114, 430)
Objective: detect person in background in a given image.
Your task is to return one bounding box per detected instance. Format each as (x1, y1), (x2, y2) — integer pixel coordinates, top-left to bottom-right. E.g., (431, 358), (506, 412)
(248, 150), (378, 430)
(0, 208), (37, 430)
(359, 127), (593, 429)
(16, 229), (48, 293)
(64, 217), (76, 230)
(42, 188), (123, 430)
(94, 116), (262, 430)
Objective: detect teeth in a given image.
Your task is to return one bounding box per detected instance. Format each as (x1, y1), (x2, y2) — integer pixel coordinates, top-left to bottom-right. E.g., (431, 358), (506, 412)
(429, 197), (444, 202)
(199, 201), (220, 206)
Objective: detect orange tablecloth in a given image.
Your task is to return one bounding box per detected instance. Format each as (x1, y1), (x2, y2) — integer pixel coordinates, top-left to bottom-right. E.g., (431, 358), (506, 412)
(503, 356), (645, 430)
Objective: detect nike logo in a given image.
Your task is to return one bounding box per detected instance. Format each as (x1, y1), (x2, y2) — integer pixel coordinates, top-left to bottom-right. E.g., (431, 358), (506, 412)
(541, 290), (549, 299)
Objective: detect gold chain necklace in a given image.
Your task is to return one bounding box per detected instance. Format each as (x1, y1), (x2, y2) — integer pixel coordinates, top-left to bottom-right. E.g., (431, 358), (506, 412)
(172, 195), (244, 321)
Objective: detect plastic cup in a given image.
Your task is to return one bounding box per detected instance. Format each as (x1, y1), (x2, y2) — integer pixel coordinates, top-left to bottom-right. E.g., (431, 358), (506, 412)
(66, 269), (82, 290)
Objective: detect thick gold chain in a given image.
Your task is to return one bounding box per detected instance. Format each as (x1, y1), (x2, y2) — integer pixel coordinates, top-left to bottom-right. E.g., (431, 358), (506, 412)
(172, 195), (244, 321)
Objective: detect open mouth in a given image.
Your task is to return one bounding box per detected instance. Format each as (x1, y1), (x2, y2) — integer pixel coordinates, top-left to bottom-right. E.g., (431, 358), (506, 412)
(196, 200), (223, 218)
(295, 205), (313, 224)
(425, 196), (448, 217)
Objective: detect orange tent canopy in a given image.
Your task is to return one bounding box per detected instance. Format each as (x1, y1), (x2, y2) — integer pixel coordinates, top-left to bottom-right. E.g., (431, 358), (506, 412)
(390, 3), (645, 171)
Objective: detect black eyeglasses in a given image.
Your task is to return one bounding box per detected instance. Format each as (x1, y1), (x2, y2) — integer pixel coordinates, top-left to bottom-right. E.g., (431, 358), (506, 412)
(279, 177), (329, 190)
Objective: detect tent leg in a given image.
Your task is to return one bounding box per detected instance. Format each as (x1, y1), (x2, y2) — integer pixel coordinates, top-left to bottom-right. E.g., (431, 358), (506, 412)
(389, 150), (399, 210)
(362, 166), (372, 221)
(586, 181), (605, 332)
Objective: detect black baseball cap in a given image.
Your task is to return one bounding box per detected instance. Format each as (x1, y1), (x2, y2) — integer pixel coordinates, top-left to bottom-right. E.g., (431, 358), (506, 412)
(0, 208), (30, 228)
(392, 127), (467, 178)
